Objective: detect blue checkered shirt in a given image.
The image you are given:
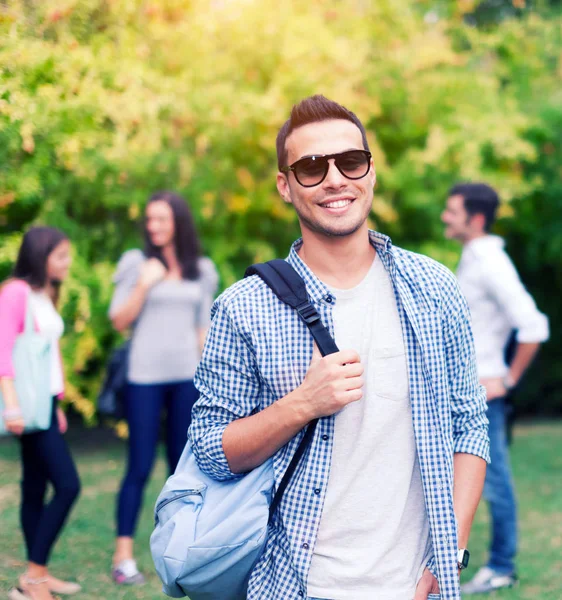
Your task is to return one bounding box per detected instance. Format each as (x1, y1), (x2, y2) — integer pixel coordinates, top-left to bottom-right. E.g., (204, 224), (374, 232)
(190, 231), (489, 600)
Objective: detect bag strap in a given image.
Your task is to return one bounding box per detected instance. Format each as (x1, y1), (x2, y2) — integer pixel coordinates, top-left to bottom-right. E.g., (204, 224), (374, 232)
(24, 291), (35, 335)
(244, 259), (339, 521)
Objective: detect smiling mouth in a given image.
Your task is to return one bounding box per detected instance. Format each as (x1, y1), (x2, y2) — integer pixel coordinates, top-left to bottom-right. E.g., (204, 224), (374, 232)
(320, 198), (354, 209)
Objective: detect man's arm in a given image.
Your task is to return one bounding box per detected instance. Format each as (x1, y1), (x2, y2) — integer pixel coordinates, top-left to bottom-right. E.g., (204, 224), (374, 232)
(453, 453), (486, 549)
(445, 279), (490, 537)
(417, 451), (486, 599)
(507, 342), (540, 387)
(414, 277), (489, 598)
(190, 301), (364, 480)
(223, 346), (363, 473)
(481, 251), (549, 396)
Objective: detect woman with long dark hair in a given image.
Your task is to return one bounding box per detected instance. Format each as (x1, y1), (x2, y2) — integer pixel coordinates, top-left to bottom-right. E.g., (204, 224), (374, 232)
(0, 227), (81, 600)
(109, 191), (218, 584)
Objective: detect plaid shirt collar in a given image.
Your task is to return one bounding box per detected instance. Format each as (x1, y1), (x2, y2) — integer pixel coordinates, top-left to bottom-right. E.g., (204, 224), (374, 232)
(286, 230), (394, 303)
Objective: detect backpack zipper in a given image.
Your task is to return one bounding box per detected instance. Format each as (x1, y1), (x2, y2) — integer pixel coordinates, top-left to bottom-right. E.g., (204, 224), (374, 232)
(155, 487), (205, 524)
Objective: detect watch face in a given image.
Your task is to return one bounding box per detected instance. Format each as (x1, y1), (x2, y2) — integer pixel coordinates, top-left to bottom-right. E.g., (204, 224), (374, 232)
(458, 549), (470, 569)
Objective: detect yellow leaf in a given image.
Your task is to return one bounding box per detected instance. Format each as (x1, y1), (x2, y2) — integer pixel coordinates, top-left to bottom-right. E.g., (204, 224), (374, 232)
(236, 167), (255, 191)
(128, 203), (140, 219)
(201, 205), (214, 219)
(226, 193), (251, 214)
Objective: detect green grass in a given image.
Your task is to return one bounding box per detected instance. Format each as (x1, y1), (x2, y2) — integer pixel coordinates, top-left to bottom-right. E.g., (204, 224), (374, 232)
(1, 421), (562, 599)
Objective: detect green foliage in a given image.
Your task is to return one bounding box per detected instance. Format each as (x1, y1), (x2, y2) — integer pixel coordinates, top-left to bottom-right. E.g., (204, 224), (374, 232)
(0, 0), (560, 417)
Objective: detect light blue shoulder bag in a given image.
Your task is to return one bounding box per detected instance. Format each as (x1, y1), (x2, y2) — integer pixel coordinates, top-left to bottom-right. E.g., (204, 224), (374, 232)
(150, 260), (339, 599)
(0, 289), (52, 435)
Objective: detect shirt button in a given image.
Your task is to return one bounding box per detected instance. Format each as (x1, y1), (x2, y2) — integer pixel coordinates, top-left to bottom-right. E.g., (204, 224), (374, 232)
(302, 543), (310, 550)
(322, 434), (329, 441)
(325, 294), (334, 304)
(298, 591), (304, 597)
(314, 488), (321, 495)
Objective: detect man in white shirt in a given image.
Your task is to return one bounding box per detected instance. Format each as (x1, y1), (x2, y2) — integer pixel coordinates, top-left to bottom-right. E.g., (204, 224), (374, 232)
(442, 182), (549, 594)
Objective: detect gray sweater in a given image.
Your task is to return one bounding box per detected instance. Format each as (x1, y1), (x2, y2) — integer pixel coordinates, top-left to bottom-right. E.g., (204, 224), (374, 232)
(109, 250), (218, 384)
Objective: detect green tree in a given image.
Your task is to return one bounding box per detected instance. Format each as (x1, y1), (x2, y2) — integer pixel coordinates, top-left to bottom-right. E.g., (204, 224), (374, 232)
(1, 0), (560, 418)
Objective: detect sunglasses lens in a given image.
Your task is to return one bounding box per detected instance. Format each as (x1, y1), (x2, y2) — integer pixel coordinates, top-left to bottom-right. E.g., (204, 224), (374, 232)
(336, 151), (370, 178)
(289, 150), (370, 186)
(294, 157), (328, 186)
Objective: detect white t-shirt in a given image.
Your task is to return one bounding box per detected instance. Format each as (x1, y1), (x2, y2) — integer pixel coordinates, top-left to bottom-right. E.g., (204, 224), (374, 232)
(307, 255), (432, 600)
(28, 290), (65, 396)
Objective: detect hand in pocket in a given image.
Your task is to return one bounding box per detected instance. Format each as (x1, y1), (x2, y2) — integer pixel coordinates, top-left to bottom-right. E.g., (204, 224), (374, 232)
(414, 567), (440, 600)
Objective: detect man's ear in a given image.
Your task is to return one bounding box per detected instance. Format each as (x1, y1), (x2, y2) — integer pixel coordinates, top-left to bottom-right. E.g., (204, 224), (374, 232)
(370, 162), (377, 188)
(277, 172), (292, 205)
(470, 213), (487, 233)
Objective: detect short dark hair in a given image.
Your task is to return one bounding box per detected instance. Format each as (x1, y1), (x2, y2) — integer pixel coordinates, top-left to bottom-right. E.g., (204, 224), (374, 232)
(144, 191), (202, 280)
(13, 226), (68, 288)
(449, 182), (500, 232)
(276, 95), (370, 170)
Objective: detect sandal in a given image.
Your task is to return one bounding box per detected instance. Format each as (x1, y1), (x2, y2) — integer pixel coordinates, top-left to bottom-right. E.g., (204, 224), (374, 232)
(16, 575), (54, 600)
(46, 574), (82, 595)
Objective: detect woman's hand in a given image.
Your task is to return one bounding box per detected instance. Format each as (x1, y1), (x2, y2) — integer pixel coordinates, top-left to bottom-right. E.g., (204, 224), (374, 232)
(56, 406), (68, 434)
(1, 380), (24, 435)
(139, 258), (167, 289)
(4, 414), (25, 436)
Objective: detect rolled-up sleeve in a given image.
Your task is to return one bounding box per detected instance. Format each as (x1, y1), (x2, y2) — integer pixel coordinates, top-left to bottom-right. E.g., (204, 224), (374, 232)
(190, 299), (262, 481)
(482, 253), (549, 344)
(444, 282), (490, 462)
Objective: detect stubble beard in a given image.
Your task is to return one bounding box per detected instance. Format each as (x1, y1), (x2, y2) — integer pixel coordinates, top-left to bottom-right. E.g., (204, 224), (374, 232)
(293, 198), (371, 239)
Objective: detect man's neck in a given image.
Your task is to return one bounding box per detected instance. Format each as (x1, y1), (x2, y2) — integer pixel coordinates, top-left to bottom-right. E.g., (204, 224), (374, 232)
(298, 224), (376, 289)
(461, 231), (487, 247)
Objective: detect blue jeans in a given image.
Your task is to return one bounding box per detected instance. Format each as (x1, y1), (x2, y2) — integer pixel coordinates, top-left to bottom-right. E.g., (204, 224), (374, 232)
(484, 397), (517, 574)
(117, 380), (198, 536)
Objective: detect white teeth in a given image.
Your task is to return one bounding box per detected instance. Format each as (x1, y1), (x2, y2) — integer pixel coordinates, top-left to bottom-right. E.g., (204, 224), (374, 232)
(323, 200), (352, 209)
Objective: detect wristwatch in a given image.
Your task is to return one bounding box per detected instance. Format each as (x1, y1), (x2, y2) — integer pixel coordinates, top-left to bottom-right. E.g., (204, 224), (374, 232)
(503, 374), (516, 391)
(457, 548), (470, 570)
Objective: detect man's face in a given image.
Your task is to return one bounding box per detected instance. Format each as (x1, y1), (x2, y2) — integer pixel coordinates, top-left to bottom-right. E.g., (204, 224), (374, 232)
(442, 195), (473, 242)
(277, 119), (375, 238)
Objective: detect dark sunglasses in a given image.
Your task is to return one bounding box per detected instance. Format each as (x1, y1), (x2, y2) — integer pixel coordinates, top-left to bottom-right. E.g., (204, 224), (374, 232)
(280, 149), (372, 187)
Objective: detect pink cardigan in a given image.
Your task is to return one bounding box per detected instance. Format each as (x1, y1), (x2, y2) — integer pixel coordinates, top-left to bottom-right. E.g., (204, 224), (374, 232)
(0, 279), (64, 398)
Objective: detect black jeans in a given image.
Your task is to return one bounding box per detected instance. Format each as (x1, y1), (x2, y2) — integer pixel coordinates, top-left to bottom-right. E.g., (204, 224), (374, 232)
(19, 398), (81, 565)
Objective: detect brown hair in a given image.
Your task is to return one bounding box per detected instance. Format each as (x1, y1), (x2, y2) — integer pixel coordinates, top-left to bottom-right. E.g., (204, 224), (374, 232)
(12, 226), (69, 304)
(276, 95), (370, 170)
(144, 191), (201, 280)
(448, 182), (500, 232)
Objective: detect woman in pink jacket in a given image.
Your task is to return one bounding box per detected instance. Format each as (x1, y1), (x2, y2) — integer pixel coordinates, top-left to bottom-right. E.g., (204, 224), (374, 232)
(0, 227), (81, 600)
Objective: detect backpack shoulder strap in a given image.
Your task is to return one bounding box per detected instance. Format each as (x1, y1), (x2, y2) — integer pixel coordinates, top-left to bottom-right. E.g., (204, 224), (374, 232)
(245, 259), (338, 357)
(245, 259), (339, 521)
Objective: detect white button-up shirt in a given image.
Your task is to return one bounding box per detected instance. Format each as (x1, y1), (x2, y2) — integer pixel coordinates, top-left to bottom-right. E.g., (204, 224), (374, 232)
(457, 235), (549, 379)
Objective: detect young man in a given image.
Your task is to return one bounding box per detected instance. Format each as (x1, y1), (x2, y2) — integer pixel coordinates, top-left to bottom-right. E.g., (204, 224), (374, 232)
(190, 96), (489, 600)
(442, 183), (549, 594)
